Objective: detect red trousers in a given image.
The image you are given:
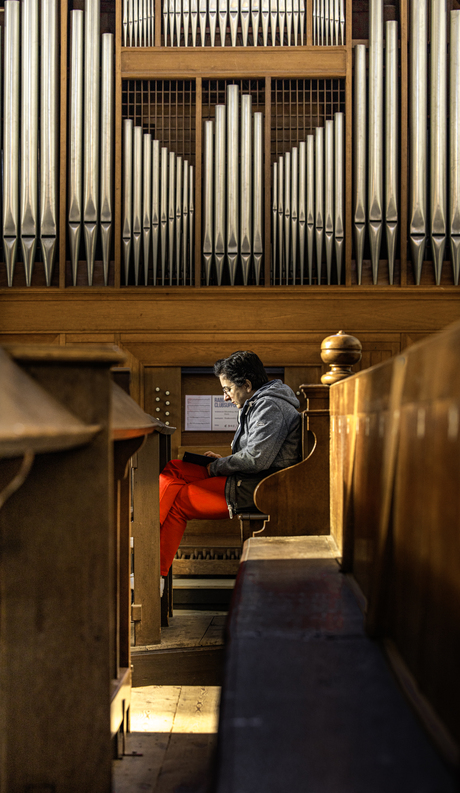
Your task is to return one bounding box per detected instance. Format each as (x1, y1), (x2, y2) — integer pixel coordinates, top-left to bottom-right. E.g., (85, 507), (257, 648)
(159, 459), (229, 576)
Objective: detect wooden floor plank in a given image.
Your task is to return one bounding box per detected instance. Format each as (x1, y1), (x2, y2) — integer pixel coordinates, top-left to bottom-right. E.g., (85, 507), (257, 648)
(113, 685), (220, 793)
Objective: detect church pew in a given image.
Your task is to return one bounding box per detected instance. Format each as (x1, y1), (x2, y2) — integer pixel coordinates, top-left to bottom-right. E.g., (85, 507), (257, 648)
(0, 344), (122, 793)
(216, 321), (460, 791)
(110, 376), (175, 750)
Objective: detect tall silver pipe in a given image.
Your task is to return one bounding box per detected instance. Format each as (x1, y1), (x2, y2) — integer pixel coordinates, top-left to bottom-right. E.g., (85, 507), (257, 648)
(240, 95), (252, 284)
(306, 134), (314, 285)
(315, 126), (324, 284)
(83, 0), (100, 224)
(175, 156), (183, 283)
(189, 165), (195, 284)
(191, 0), (198, 45)
(450, 11), (460, 285)
(68, 11), (84, 285)
(203, 120), (214, 285)
(152, 140), (160, 285)
(230, 0), (239, 45)
(262, 0), (269, 45)
(334, 113), (344, 284)
(134, 0), (139, 45)
(340, 0), (344, 43)
(21, 237), (37, 287)
(279, 0), (286, 44)
(324, 0), (328, 44)
(320, 0), (324, 45)
(284, 151), (291, 282)
(286, 0), (292, 46)
(123, 0), (128, 44)
(293, 0), (298, 45)
(324, 120), (334, 284)
(209, 0), (217, 44)
(176, 0), (182, 45)
(313, 0), (316, 44)
(291, 147), (298, 283)
(270, 0), (277, 45)
(252, 0), (260, 45)
(219, 0), (228, 44)
(168, 151), (176, 284)
(409, 0), (427, 284)
(298, 141), (306, 284)
(129, 0), (134, 45)
(199, 0), (207, 44)
(143, 133), (152, 285)
(100, 34), (114, 286)
(123, 123), (134, 282)
(334, 0), (339, 44)
(164, 0), (169, 44)
(299, 0), (305, 43)
(278, 156), (284, 284)
(132, 126), (143, 285)
(84, 0), (100, 283)
(3, 1), (20, 242)
(169, 0), (175, 43)
(160, 147), (168, 285)
(4, 238), (18, 288)
(240, 95), (252, 286)
(354, 44), (366, 285)
(430, 0), (447, 286)
(368, 0), (383, 284)
(253, 112), (263, 285)
(227, 86), (239, 284)
(385, 22), (398, 285)
(272, 162), (278, 284)
(183, 0), (190, 44)
(40, 0), (59, 241)
(329, 0), (334, 44)
(215, 106), (226, 285)
(241, 0), (250, 45)
(182, 160), (189, 283)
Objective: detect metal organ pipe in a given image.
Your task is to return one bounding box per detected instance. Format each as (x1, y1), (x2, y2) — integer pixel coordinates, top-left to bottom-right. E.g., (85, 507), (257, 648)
(240, 95), (252, 284)
(315, 126), (324, 284)
(214, 105), (226, 285)
(203, 120), (214, 284)
(151, 139), (161, 285)
(143, 132), (152, 285)
(298, 142), (306, 284)
(306, 134), (314, 285)
(83, 0), (101, 285)
(450, 11), (460, 285)
(385, 21), (398, 286)
(122, 119), (134, 285)
(100, 33), (114, 287)
(227, 85), (239, 283)
(368, 0), (383, 285)
(334, 112), (344, 285)
(409, 0), (427, 284)
(40, 0), (59, 286)
(3, 0), (20, 286)
(291, 147), (299, 285)
(253, 112), (263, 285)
(430, 0), (447, 286)
(133, 125), (143, 285)
(353, 46), (366, 285)
(20, 0), (39, 291)
(324, 120), (334, 284)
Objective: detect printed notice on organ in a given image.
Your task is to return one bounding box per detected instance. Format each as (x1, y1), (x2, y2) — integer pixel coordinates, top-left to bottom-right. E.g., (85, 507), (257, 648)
(185, 395), (238, 431)
(185, 395), (212, 431)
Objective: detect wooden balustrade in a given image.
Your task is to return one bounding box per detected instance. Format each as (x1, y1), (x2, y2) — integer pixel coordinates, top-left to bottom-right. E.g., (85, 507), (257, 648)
(330, 319), (460, 763)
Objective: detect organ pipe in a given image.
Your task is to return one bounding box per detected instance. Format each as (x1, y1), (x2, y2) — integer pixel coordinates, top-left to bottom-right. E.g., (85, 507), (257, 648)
(353, 44), (366, 285)
(4, 0), (20, 286)
(430, 0), (447, 286)
(385, 21), (398, 286)
(450, 11), (460, 285)
(409, 0), (427, 285)
(100, 33), (114, 287)
(368, 0), (383, 285)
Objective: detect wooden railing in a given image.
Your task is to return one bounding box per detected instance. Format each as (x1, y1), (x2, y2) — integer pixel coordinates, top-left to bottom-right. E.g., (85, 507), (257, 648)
(330, 319), (460, 763)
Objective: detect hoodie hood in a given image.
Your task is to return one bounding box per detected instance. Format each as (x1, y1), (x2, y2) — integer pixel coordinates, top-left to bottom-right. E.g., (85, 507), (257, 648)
(248, 378), (300, 410)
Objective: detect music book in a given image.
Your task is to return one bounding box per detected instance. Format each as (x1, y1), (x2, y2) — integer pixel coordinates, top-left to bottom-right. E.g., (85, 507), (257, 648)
(182, 451), (213, 466)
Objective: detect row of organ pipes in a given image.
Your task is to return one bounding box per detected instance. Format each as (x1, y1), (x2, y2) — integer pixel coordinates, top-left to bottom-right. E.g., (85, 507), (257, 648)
(4, 0), (460, 287)
(355, 0), (460, 286)
(122, 0), (345, 46)
(272, 113), (344, 285)
(123, 0), (155, 45)
(3, 0), (60, 287)
(68, 5), (114, 286)
(202, 87), (263, 285)
(123, 122), (194, 286)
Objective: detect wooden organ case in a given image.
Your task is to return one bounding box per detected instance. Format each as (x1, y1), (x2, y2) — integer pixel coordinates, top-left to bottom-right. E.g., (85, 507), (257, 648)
(0, 2), (459, 572)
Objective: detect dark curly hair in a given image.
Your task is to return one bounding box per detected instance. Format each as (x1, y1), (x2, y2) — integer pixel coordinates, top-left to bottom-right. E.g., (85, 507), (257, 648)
(213, 351), (269, 391)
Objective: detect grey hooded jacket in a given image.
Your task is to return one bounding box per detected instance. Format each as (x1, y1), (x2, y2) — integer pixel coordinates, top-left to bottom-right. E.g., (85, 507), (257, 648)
(208, 379), (301, 516)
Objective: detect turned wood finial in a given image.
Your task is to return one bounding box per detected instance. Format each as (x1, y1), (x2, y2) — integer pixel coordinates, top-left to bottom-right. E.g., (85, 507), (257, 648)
(320, 330), (362, 385)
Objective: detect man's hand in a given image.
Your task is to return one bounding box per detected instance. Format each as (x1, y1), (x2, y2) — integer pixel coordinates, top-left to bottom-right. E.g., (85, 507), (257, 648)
(203, 451), (222, 458)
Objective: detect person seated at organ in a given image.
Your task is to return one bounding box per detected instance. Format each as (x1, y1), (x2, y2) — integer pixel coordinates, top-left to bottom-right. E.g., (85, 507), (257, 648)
(159, 350), (302, 593)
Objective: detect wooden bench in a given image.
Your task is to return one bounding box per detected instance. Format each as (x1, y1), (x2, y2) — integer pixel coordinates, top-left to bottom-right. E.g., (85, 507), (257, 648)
(216, 320), (460, 792)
